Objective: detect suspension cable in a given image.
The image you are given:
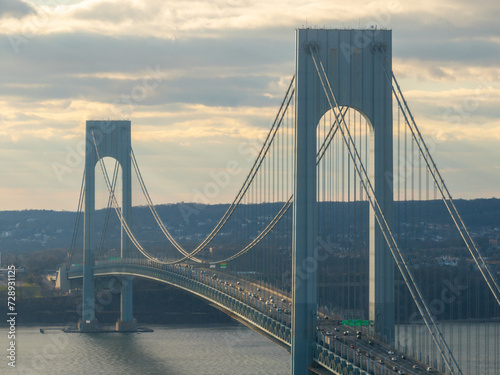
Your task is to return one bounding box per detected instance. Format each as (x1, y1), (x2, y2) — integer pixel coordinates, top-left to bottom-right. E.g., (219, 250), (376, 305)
(95, 160), (120, 262)
(131, 100), (348, 264)
(308, 44), (462, 375)
(91, 130), (167, 263)
(378, 49), (500, 308)
(130, 149), (203, 262)
(206, 105), (346, 263)
(93, 74), (347, 265)
(94, 119), (297, 267)
(67, 169), (85, 271)
(211, 197), (293, 263)
(128, 77), (296, 263)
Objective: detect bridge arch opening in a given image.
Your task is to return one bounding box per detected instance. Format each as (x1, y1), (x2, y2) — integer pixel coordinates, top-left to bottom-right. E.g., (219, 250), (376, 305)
(293, 29), (394, 372)
(82, 120), (134, 327)
(95, 156), (123, 211)
(93, 156), (124, 261)
(315, 106), (374, 324)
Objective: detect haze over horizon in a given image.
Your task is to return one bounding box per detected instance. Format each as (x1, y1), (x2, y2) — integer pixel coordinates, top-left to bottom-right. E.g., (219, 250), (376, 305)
(1, 0), (499, 211)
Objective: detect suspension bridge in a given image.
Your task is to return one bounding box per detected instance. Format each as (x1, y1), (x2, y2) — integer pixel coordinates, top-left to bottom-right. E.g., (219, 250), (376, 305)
(57, 29), (500, 375)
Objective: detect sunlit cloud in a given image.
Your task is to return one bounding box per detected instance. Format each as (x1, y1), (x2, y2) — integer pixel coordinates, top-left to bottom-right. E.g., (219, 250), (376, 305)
(0, 0), (498, 209)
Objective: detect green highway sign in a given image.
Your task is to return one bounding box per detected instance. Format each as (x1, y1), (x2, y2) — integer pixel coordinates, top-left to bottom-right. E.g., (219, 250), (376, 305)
(340, 319), (373, 327)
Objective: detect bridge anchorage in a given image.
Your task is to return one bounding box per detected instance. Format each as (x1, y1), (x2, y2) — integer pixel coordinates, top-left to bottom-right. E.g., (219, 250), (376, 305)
(58, 28), (500, 375)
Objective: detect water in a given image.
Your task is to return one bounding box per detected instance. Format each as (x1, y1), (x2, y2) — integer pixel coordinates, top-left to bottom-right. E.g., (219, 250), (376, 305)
(4, 324), (290, 374)
(6, 322), (497, 374)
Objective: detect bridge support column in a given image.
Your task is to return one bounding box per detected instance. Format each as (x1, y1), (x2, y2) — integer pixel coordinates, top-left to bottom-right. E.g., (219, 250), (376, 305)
(83, 128), (96, 324)
(117, 276), (136, 331)
(117, 135), (135, 329)
(82, 120), (136, 331)
(120, 276), (134, 322)
(292, 29), (319, 375)
(292, 28), (395, 372)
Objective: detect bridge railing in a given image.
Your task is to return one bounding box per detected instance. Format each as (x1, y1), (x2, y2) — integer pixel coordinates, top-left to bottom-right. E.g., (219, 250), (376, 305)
(69, 259), (419, 375)
(316, 332), (397, 375)
(91, 258), (294, 327)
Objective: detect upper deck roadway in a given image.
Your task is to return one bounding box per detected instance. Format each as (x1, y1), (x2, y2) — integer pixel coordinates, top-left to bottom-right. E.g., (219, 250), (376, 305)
(66, 259), (443, 375)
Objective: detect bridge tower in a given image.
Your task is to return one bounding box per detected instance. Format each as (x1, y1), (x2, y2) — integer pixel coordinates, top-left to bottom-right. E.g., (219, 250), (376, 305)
(80, 120), (136, 332)
(292, 29), (394, 373)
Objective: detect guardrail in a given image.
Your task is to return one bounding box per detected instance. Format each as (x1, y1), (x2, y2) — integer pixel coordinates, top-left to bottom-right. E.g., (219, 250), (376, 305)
(69, 259), (404, 375)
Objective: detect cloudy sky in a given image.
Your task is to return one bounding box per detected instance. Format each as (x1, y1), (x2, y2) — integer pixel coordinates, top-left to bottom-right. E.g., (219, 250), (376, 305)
(0, 0), (499, 211)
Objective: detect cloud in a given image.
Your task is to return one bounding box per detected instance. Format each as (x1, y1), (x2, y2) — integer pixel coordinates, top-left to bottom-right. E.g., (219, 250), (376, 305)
(0, 0), (36, 19)
(0, 31), (294, 124)
(0, 0), (499, 209)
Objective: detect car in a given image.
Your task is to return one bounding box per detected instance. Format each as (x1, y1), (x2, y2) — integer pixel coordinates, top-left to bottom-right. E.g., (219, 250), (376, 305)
(368, 340), (374, 345)
(391, 357), (398, 362)
(400, 355), (406, 360)
(356, 334), (361, 339)
(412, 365), (420, 370)
(392, 366), (399, 371)
(343, 331), (349, 335)
(325, 331), (333, 336)
(397, 371), (405, 375)
(378, 359), (384, 364)
(257, 288), (261, 291)
(426, 368), (434, 373)
(388, 351), (395, 355)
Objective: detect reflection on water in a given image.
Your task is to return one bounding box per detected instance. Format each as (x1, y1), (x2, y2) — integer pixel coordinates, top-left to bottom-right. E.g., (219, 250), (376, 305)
(6, 322), (498, 374)
(9, 324), (290, 375)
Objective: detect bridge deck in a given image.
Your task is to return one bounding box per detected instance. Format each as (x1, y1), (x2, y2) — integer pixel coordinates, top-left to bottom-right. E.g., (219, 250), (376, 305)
(66, 259), (444, 375)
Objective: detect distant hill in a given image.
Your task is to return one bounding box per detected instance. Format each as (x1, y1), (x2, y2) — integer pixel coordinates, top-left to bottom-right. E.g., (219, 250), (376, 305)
(0, 198), (499, 254)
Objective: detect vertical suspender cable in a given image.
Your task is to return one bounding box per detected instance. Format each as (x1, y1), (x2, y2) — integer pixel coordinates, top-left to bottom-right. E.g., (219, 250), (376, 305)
(96, 161), (119, 261)
(309, 45), (461, 375)
(67, 169), (86, 271)
(382, 54), (500, 307)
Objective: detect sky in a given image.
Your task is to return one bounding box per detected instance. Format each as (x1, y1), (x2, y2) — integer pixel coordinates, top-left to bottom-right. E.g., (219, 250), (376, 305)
(0, 0), (499, 211)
